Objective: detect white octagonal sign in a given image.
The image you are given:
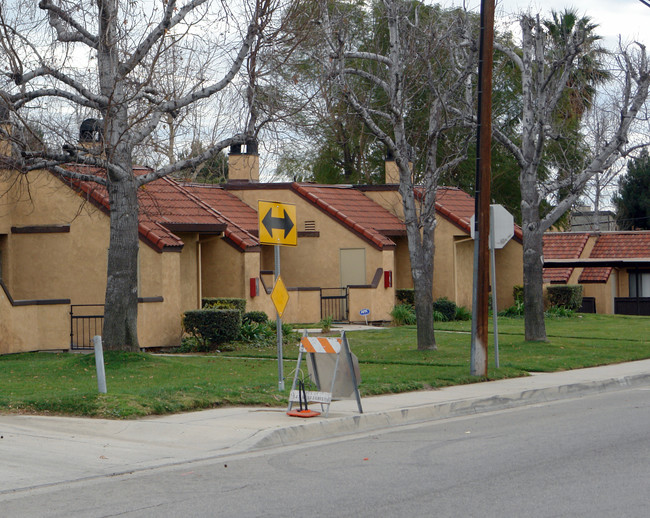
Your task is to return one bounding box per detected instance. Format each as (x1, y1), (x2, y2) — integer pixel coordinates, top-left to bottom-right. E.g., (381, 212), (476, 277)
(470, 204), (514, 249)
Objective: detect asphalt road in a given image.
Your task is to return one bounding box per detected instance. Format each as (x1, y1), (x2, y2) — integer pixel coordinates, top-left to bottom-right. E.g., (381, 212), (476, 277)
(2, 387), (650, 517)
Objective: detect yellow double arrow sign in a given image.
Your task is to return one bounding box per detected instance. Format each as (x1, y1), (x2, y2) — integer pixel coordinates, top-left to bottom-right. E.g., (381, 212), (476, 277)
(258, 201), (297, 246)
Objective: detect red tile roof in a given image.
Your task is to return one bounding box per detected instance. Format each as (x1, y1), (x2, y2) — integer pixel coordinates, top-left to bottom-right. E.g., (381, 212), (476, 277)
(59, 165), (227, 251)
(543, 233), (589, 283)
(292, 183), (405, 250)
(182, 183), (259, 250)
(434, 187), (475, 231)
(579, 232), (650, 283)
(433, 187), (523, 242)
(588, 232), (650, 258)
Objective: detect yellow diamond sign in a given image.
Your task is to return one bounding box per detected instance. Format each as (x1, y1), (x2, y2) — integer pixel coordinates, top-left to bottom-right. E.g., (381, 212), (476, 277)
(271, 275), (289, 317)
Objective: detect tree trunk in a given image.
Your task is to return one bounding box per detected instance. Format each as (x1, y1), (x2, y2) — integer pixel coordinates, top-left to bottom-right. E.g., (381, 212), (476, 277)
(399, 170), (437, 351)
(413, 226), (436, 351)
(521, 183), (547, 342)
(102, 173), (140, 351)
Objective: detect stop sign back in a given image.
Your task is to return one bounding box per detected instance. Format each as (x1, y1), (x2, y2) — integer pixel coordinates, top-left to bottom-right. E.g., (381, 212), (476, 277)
(469, 204), (514, 249)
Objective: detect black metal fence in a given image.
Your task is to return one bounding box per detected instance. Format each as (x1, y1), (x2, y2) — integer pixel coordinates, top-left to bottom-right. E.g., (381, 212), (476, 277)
(70, 304), (104, 350)
(614, 297), (650, 316)
(578, 296), (596, 314)
(320, 287), (348, 322)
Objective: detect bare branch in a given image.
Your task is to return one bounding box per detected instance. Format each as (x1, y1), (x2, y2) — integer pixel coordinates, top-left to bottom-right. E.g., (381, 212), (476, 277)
(38, 0), (99, 48)
(120, 0), (208, 77)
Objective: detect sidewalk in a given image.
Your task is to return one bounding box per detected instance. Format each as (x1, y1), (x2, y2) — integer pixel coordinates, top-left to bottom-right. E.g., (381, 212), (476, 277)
(2, 359), (650, 494)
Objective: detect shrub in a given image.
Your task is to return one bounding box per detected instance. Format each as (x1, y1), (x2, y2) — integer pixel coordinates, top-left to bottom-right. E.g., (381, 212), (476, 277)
(396, 289), (415, 306)
(545, 305), (575, 318)
(243, 311), (269, 324)
(239, 320), (275, 344)
(178, 335), (209, 353)
(268, 320), (298, 345)
(391, 304), (416, 326)
(433, 297), (457, 322)
(201, 297), (246, 317)
(455, 305), (472, 321)
(433, 310), (447, 322)
(513, 285), (524, 304)
(182, 308), (242, 349)
(498, 298), (524, 317)
(319, 316), (333, 333)
(546, 285), (583, 310)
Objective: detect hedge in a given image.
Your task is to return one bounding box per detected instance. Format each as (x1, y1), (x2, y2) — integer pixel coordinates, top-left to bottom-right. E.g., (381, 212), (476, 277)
(396, 289), (415, 306)
(243, 311), (269, 324)
(546, 285), (583, 310)
(201, 297), (246, 317)
(433, 297), (457, 322)
(183, 308), (242, 347)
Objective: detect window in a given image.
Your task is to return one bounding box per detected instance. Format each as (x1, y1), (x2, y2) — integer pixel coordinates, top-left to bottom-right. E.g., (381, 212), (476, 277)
(629, 270), (650, 297)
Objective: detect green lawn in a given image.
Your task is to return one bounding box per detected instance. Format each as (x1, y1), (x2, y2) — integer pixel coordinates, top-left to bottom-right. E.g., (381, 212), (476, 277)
(1, 313), (648, 419)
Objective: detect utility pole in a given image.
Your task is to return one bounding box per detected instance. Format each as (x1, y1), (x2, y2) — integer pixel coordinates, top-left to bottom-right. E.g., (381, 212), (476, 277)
(470, 0), (495, 377)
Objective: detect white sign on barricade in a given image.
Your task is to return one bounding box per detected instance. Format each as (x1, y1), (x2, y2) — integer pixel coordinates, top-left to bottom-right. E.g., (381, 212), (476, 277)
(287, 332), (363, 417)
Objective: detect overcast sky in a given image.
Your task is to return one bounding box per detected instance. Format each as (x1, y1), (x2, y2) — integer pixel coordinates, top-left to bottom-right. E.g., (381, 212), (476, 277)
(445, 0), (650, 48)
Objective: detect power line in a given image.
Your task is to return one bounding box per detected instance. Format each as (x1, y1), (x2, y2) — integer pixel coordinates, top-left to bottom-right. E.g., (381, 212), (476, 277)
(640, 0), (650, 8)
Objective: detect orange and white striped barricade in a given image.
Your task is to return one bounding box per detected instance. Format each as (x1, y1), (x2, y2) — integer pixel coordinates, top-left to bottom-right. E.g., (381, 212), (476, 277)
(287, 331), (362, 417)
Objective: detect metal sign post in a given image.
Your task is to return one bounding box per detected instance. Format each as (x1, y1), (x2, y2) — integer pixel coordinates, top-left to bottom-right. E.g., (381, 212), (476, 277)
(360, 308), (370, 325)
(258, 201), (297, 392)
(274, 245), (284, 391)
(471, 204), (514, 369)
(490, 209), (500, 368)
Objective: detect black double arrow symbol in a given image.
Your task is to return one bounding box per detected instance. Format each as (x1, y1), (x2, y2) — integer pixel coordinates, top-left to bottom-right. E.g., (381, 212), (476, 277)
(262, 208), (294, 239)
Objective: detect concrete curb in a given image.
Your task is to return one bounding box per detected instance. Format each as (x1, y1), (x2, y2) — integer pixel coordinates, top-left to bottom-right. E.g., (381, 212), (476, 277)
(251, 372), (650, 450)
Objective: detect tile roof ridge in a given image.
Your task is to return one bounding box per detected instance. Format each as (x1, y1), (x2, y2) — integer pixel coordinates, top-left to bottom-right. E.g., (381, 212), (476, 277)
(175, 178), (258, 248)
(291, 182), (394, 250)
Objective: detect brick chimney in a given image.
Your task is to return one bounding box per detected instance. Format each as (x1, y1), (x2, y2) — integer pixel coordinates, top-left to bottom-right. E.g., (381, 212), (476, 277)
(228, 139), (259, 182)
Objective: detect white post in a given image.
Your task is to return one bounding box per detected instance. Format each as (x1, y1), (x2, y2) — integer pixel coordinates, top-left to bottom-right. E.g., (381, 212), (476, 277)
(93, 335), (107, 394)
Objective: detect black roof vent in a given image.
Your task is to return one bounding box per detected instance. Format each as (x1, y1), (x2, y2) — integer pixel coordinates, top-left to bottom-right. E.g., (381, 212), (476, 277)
(79, 118), (103, 142)
(245, 139), (258, 155)
(229, 143), (242, 155)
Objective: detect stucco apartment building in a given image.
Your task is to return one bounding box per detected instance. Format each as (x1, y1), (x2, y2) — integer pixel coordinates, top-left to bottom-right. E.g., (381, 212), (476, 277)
(1, 125), (523, 354)
(543, 231), (650, 315)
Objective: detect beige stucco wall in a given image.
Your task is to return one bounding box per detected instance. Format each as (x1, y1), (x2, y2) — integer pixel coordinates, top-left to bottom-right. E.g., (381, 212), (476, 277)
(348, 249), (395, 322)
(0, 287), (70, 354)
(138, 251), (188, 348)
(361, 188), (405, 220)
(0, 169), (202, 352)
(282, 289), (321, 323)
(2, 171), (110, 302)
(493, 239), (524, 309)
(201, 237), (247, 299)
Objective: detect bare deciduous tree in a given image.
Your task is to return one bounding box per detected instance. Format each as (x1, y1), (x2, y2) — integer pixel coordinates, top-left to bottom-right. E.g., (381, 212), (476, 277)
(494, 14), (650, 341)
(0, 0), (282, 350)
(319, 0), (477, 350)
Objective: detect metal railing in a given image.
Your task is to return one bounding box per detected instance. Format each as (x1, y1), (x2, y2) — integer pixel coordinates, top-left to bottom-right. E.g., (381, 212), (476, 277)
(70, 304), (104, 350)
(320, 287), (348, 322)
